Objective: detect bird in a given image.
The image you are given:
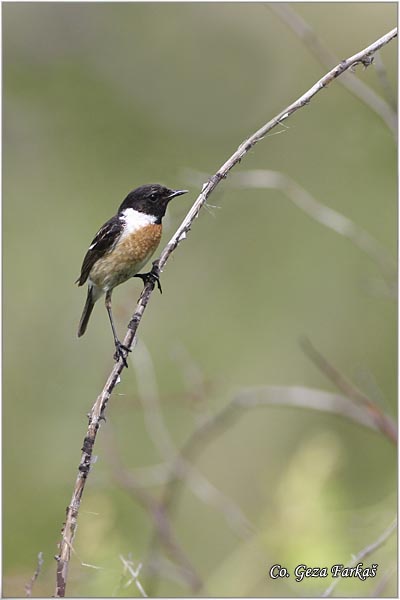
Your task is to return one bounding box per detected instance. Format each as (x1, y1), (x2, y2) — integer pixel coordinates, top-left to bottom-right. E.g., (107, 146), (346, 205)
(76, 183), (188, 366)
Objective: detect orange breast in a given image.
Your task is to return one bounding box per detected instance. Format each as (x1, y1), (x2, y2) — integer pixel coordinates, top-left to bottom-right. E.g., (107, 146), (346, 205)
(90, 224), (162, 291)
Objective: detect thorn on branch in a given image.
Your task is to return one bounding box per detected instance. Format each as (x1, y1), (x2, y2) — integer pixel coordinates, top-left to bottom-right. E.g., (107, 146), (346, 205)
(211, 172), (226, 186)
(128, 314), (141, 330)
(78, 463), (91, 476)
(351, 55), (375, 72)
(81, 436), (94, 455)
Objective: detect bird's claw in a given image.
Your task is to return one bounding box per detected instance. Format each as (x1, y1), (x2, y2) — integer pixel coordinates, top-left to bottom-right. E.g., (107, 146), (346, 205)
(114, 340), (131, 367)
(134, 261), (163, 294)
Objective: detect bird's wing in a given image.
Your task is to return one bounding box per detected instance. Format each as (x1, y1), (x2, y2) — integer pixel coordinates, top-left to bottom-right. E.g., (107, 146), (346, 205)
(76, 215), (123, 286)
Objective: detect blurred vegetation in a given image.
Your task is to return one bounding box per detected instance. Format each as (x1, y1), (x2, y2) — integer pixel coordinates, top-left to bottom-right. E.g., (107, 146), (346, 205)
(3, 3), (397, 597)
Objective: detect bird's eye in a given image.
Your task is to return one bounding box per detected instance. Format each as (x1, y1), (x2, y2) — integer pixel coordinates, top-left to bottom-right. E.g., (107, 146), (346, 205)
(149, 193), (157, 201)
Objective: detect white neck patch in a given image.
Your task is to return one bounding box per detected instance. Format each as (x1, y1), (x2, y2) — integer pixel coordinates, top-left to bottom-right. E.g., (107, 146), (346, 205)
(121, 208), (157, 237)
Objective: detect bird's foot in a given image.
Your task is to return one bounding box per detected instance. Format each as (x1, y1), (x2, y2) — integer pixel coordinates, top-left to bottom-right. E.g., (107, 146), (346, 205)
(113, 340), (131, 368)
(134, 260), (162, 294)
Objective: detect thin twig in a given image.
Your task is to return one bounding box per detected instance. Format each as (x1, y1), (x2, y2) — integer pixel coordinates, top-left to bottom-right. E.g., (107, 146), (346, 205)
(124, 376), (391, 489)
(369, 564), (396, 597)
(233, 385), (392, 434)
(104, 427), (203, 593)
(104, 347), (252, 590)
(25, 552), (44, 598)
(322, 517), (397, 597)
(227, 169), (396, 280)
(54, 28), (397, 597)
(145, 378), (396, 594)
(150, 380), (394, 523)
(270, 4), (397, 137)
(186, 166), (396, 287)
(144, 395), (243, 595)
(119, 555), (147, 598)
(132, 342), (253, 537)
(300, 337), (397, 445)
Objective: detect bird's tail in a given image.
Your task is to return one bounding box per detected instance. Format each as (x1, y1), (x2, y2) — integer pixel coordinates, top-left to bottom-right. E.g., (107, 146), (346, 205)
(78, 287), (96, 337)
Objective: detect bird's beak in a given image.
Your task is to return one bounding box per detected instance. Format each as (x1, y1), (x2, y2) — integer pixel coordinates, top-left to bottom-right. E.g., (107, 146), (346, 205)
(169, 189), (188, 199)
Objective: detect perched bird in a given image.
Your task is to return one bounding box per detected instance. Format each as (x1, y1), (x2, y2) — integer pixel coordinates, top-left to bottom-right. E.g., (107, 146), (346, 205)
(77, 184), (188, 365)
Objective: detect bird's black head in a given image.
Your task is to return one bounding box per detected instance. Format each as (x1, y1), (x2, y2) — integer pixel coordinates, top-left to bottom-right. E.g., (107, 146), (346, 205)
(118, 184), (188, 222)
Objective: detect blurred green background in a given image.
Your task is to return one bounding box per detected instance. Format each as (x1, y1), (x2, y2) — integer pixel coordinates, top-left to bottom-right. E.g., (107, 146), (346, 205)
(3, 3), (397, 597)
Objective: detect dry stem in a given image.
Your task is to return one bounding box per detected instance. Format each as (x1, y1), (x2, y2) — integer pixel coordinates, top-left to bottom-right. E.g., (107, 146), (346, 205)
(54, 28), (397, 597)
(270, 4), (397, 136)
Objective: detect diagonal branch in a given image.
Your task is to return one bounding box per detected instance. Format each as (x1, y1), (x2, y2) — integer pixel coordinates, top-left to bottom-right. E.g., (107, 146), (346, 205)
(300, 337), (397, 445)
(54, 27), (397, 597)
(270, 4), (397, 136)
(108, 454), (203, 593)
(322, 517), (397, 597)
(227, 169), (396, 280)
(186, 166), (396, 285)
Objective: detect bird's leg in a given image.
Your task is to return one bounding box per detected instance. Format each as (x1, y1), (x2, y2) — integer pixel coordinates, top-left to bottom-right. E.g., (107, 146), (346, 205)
(134, 259), (162, 294)
(105, 290), (131, 367)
